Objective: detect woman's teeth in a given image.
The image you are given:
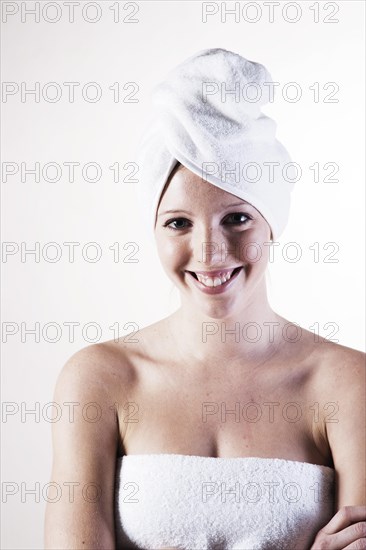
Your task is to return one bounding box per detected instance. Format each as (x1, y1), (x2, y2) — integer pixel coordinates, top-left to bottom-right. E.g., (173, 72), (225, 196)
(196, 269), (235, 287)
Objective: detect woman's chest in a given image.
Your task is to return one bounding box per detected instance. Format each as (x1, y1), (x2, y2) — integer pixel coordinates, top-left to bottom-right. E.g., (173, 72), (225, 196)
(117, 359), (332, 467)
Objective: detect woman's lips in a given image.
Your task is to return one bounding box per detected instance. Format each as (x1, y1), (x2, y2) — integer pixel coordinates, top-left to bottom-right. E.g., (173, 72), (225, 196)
(186, 266), (243, 294)
(193, 267), (238, 278)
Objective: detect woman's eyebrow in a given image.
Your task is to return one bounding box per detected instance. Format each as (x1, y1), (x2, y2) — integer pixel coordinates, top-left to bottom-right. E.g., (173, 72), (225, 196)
(158, 202), (250, 217)
(158, 209), (193, 216)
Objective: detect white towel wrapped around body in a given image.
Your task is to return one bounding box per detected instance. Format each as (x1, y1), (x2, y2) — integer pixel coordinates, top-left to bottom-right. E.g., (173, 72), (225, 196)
(114, 454), (335, 549)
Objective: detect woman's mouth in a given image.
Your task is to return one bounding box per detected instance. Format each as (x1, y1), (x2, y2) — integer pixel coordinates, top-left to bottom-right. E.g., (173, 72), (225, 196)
(185, 266), (243, 294)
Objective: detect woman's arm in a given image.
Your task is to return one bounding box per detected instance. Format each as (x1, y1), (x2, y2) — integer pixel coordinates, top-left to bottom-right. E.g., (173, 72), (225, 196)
(44, 345), (120, 549)
(327, 348), (365, 510)
(310, 348), (366, 549)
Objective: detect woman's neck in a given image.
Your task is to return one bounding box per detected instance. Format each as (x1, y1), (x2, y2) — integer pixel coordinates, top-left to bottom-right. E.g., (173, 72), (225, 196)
(166, 295), (287, 366)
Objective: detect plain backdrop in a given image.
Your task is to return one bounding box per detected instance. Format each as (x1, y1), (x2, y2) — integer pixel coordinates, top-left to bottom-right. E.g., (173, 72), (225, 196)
(1, 1), (365, 547)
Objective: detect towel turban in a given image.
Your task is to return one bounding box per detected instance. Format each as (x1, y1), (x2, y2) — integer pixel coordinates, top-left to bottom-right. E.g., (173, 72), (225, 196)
(135, 48), (295, 241)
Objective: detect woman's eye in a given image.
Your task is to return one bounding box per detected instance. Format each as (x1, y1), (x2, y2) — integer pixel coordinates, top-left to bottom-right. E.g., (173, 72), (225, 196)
(163, 213), (251, 231)
(225, 212), (251, 225)
(163, 218), (191, 230)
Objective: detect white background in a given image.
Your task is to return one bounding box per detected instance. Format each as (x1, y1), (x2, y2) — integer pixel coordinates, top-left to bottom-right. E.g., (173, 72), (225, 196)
(1, 1), (365, 547)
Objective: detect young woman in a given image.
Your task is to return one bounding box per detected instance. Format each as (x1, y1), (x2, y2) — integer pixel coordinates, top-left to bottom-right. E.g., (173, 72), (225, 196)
(44, 49), (365, 549)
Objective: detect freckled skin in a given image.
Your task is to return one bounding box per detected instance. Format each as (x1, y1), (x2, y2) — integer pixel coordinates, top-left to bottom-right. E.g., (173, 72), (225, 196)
(154, 165), (273, 324)
(108, 164), (348, 469)
(124, 167), (364, 528)
(46, 164), (364, 549)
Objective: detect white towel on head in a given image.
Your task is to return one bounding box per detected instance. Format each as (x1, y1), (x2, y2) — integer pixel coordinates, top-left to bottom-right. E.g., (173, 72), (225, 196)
(135, 48), (295, 241)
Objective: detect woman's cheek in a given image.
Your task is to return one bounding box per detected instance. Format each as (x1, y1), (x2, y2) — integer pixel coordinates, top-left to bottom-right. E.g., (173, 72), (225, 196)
(157, 238), (186, 271)
(238, 225), (272, 265)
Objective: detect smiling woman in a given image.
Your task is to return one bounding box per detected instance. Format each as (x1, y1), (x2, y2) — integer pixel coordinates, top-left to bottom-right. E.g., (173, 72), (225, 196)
(155, 164), (273, 315)
(44, 48), (365, 550)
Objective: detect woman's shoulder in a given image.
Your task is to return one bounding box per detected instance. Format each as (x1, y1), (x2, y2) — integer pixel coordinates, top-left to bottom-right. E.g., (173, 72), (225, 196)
(57, 335), (145, 399)
(309, 332), (364, 372)
(323, 340), (364, 396)
(59, 315), (172, 387)
(276, 319), (364, 400)
(297, 325), (365, 393)
(280, 317), (364, 367)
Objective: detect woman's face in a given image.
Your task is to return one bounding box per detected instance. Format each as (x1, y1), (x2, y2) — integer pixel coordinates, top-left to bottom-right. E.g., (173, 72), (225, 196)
(154, 165), (272, 318)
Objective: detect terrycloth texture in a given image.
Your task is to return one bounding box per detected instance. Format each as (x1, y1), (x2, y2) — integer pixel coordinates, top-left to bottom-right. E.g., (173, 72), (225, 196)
(136, 48), (295, 241)
(114, 454), (335, 549)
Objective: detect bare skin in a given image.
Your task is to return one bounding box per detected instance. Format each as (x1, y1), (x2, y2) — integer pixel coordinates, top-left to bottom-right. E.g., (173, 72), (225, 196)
(45, 165), (365, 549)
(111, 316), (336, 468)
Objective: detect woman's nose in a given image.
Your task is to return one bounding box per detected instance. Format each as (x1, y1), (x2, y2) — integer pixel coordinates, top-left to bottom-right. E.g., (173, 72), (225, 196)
(192, 223), (230, 265)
